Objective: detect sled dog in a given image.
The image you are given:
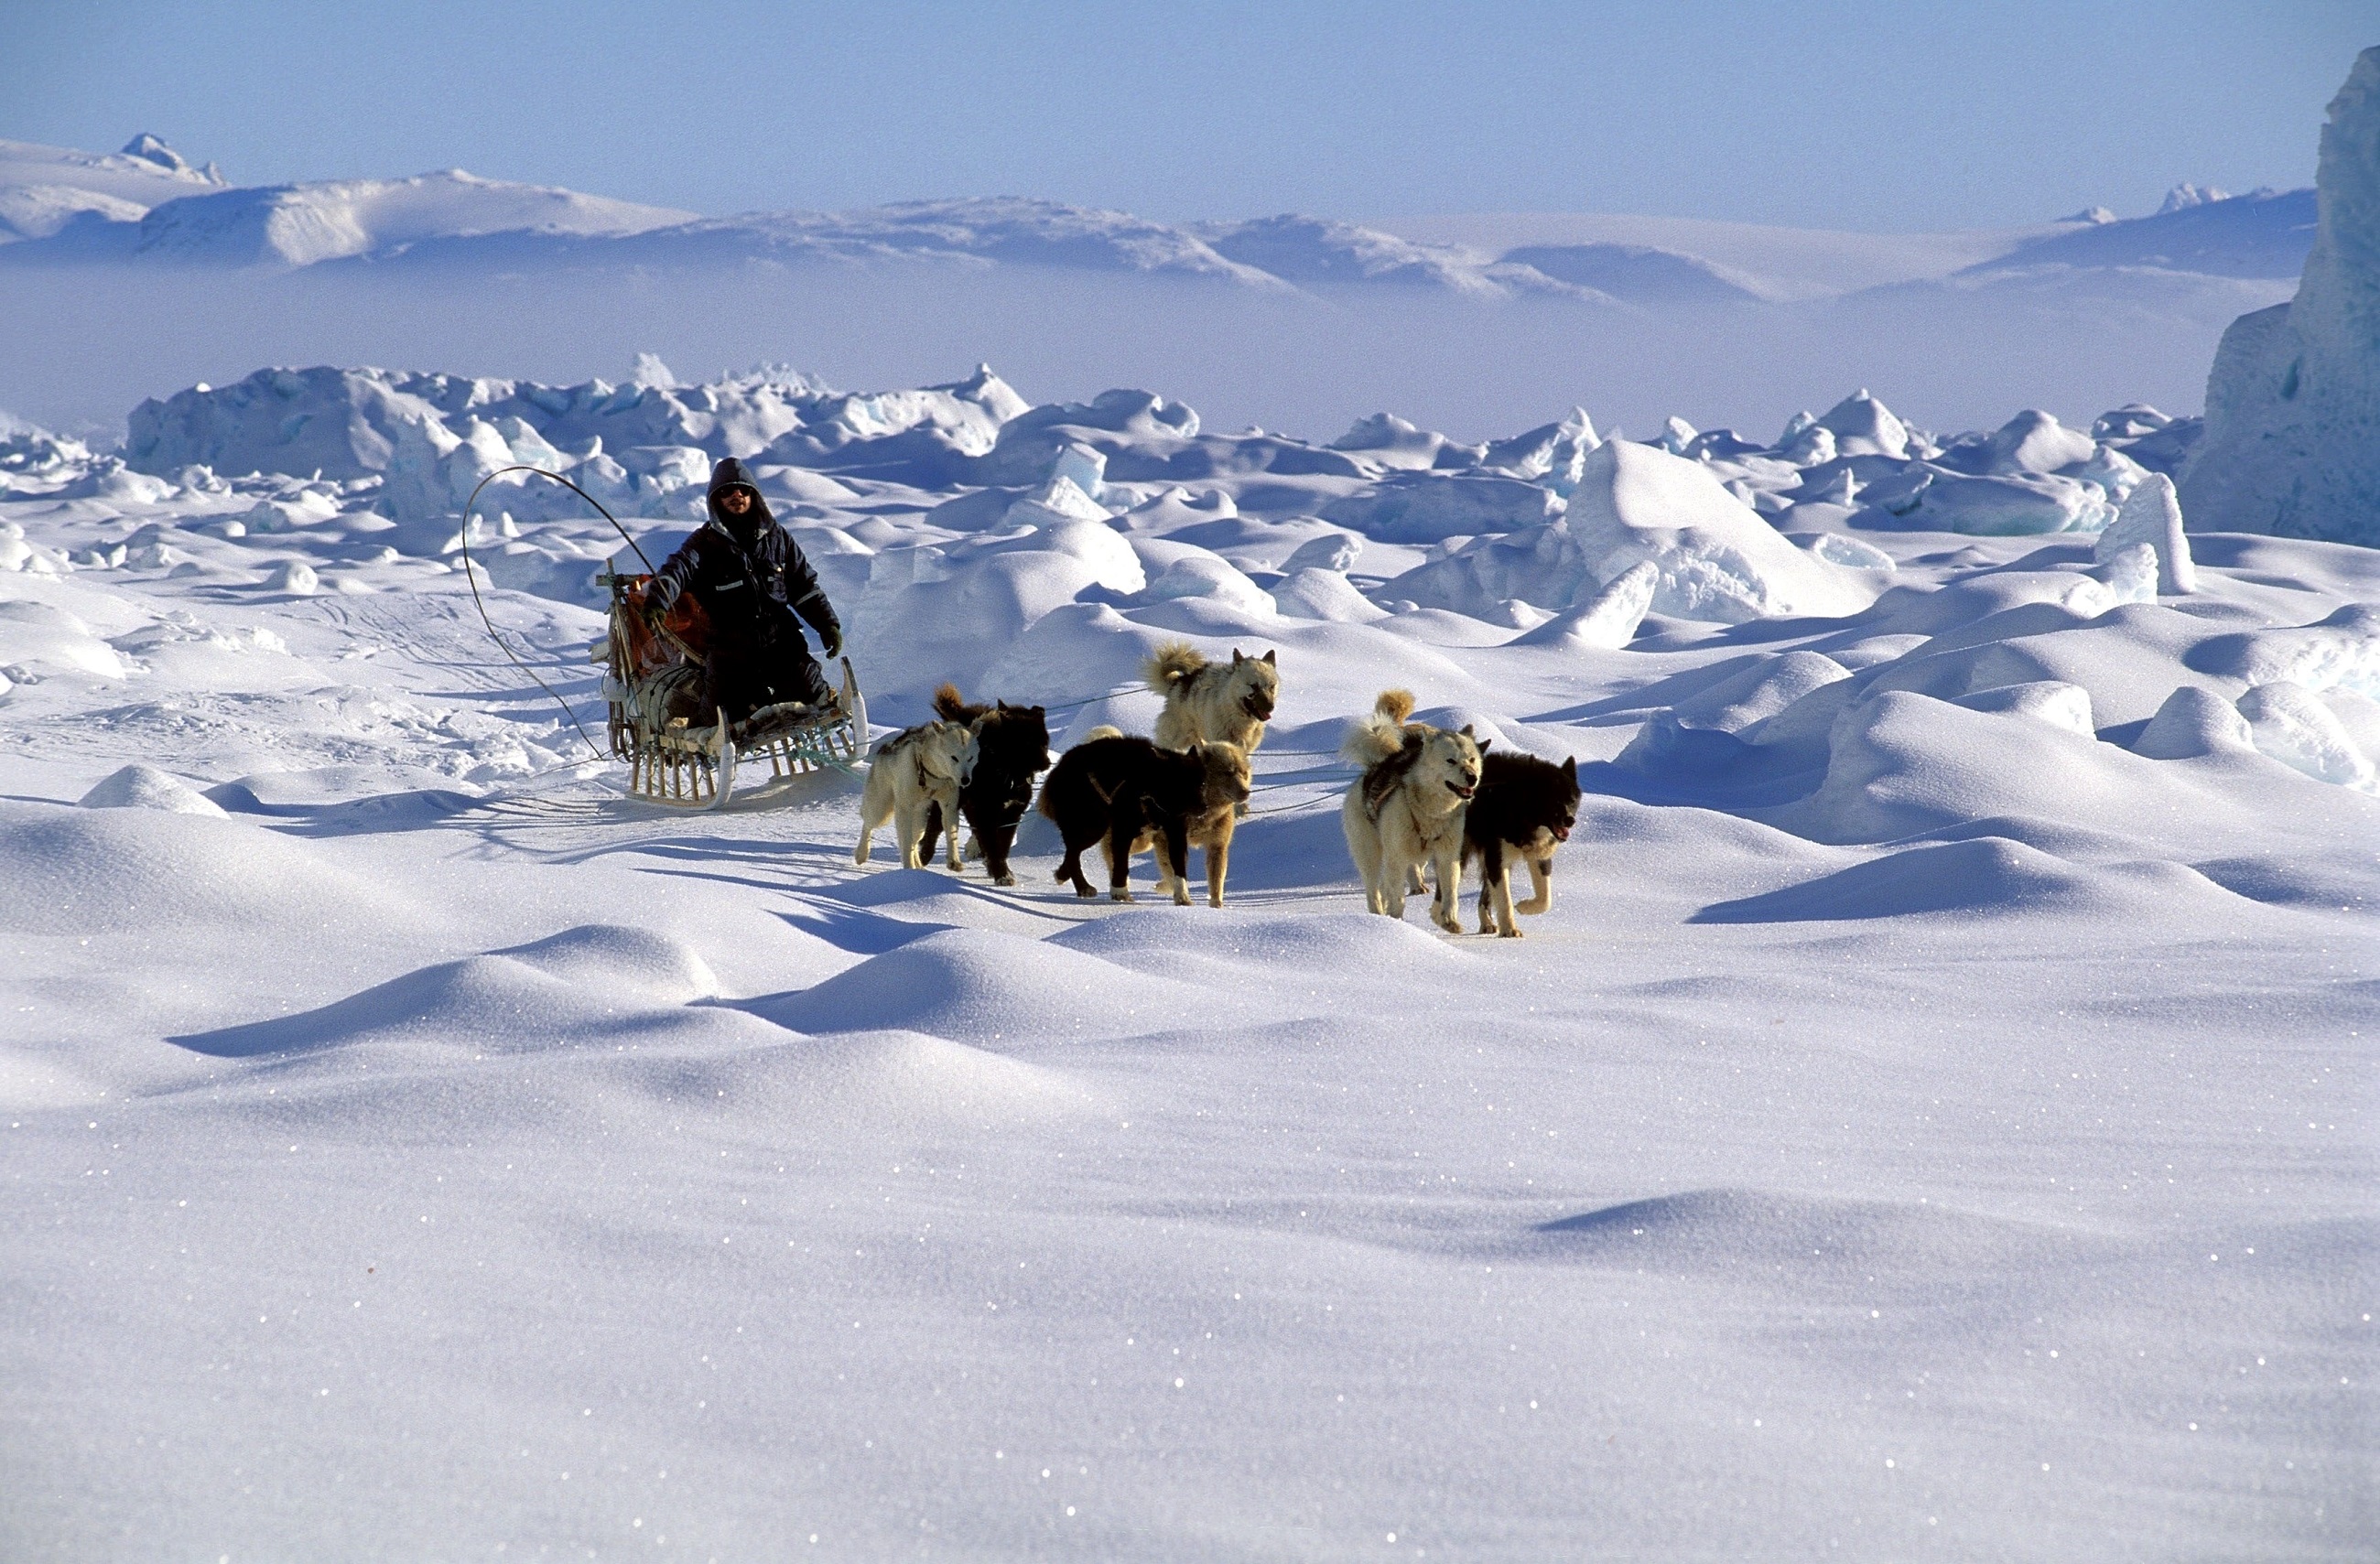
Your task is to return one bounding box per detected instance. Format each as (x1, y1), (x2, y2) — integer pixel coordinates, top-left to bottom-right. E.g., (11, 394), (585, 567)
(1125, 739), (1251, 906)
(1460, 751), (1581, 937)
(1038, 734), (1247, 903)
(1340, 690), (1483, 931)
(1145, 641), (1279, 754)
(916, 684), (1051, 887)
(854, 718), (971, 870)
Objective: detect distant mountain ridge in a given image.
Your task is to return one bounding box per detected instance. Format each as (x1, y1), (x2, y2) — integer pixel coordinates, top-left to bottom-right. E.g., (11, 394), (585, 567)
(0, 134), (2319, 308)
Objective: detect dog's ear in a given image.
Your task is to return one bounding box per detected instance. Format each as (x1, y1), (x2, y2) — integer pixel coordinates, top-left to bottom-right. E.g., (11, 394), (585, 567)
(1261, 649), (1276, 666)
(1563, 755), (1578, 779)
(1459, 723), (1476, 739)
(1476, 737), (1493, 754)
(1231, 648), (1244, 665)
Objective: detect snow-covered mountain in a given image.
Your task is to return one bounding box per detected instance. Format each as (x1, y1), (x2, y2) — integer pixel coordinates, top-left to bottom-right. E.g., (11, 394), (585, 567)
(125, 170), (695, 267)
(0, 135), (2318, 304)
(1959, 186), (2318, 281)
(0, 134), (225, 242)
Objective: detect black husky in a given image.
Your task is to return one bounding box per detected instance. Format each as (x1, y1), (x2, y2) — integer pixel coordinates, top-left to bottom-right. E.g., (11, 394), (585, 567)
(1460, 751), (1582, 936)
(918, 683), (1051, 887)
(1037, 736), (1209, 901)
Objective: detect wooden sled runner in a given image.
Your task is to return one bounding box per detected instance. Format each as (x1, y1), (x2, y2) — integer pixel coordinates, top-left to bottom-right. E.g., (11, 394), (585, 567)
(596, 563), (868, 810)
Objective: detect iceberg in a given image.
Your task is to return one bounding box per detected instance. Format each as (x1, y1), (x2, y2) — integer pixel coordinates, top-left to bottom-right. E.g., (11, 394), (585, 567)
(2182, 49), (2380, 545)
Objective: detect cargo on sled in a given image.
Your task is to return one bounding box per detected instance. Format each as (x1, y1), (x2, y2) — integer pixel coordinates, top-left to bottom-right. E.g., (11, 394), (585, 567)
(595, 563), (867, 809)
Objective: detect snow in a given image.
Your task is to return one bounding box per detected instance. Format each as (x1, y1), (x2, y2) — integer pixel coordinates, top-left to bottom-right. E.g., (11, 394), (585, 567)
(129, 169), (693, 268)
(0, 255), (2374, 1563)
(2095, 473), (2197, 594)
(0, 135), (224, 243)
(2183, 49), (2380, 547)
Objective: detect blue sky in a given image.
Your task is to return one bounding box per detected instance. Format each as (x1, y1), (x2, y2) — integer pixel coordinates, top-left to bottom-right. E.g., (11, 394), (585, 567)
(4, 1), (2369, 230)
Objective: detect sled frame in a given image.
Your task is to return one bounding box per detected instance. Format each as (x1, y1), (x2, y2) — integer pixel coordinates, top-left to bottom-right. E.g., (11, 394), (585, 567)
(598, 564), (869, 812)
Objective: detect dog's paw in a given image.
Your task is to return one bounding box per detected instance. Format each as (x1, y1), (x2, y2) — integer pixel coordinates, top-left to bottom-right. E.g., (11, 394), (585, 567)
(1110, 889), (1135, 903)
(992, 872), (1017, 887)
(1171, 890), (1193, 907)
(1498, 926), (1523, 939)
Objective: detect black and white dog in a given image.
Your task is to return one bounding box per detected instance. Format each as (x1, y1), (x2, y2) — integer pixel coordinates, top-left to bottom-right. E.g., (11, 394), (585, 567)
(1459, 752), (1582, 937)
(918, 683), (1052, 887)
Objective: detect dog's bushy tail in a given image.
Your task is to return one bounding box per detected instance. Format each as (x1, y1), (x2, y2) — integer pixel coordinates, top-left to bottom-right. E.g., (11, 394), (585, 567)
(1341, 688), (1418, 767)
(933, 682), (969, 720)
(1082, 724), (1126, 742)
(1144, 640), (1206, 696)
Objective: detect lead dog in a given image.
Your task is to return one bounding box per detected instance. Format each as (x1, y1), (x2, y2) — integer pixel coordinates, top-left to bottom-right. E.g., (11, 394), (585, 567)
(1145, 641), (1279, 754)
(1340, 690), (1483, 931)
(1038, 734), (1245, 903)
(1460, 751), (1581, 937)
(854, 718), (971, 870)
(917, 683), (1052, 886)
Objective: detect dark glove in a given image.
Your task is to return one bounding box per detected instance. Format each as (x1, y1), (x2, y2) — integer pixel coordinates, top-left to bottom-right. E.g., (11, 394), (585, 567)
(819, 622), (845, 661)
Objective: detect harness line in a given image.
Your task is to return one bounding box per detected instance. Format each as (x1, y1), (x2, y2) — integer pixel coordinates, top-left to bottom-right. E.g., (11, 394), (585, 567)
(455, 465), (661, 761)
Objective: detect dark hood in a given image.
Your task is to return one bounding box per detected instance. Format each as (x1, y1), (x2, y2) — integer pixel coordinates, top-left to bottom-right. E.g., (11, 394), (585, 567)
(706, 456), (776, 539)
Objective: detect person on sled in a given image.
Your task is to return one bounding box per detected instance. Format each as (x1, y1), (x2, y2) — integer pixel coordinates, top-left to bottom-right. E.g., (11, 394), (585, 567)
(646, 457), (845, 724)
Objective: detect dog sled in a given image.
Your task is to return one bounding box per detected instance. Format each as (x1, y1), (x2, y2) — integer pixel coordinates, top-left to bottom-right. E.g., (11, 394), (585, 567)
(595, 563), (867, 810)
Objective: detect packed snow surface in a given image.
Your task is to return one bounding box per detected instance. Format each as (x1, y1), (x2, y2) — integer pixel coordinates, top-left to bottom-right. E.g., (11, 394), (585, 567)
(0, 356), (2372, 1561)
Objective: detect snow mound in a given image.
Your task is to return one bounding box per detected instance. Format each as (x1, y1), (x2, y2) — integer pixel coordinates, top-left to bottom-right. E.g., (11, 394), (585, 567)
(0, 598), (135, 680)
(1783, 691), (2138, 844)
(1865, 469), (2115, 535)
(2186, 603), (2380, 696)
(0, 800), (417, 936)
(2133, 685), (2257, 760)
(753, 927), (1272, 1043)
(1532, 1187), (2093, 1277)
(493, 923), (719, 1003)
(1386, 444), (1874, 624)
(1563, 442), (1876, 621)
(1509, 560), (1660, 649)
(1812, 389), (1912, 458)
(78, 762), (226, 815)
(1319, 472), (1562, 545)
(2238, 681), (2377, 790)
(1690, 837), (2132, 922)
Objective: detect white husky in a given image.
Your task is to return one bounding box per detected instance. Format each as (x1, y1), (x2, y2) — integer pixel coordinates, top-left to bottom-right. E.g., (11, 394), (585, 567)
(855, 719), (972, 870)
(1339, 690), (1484, 932)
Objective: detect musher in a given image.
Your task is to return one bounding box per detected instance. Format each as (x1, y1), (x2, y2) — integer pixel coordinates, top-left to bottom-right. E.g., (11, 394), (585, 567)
(645, 457), (845, 724)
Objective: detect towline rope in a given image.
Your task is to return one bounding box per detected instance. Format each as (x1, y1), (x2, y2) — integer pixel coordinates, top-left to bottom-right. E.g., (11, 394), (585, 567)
(455, 465), (660, 761)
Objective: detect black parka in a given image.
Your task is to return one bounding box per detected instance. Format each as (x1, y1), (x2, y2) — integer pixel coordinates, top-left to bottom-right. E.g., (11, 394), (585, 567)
(651, 458), (840, 653)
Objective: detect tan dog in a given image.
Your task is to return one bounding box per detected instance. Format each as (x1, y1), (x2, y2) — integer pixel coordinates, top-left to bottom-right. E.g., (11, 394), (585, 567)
(1340, 690), (1483, 931)
(854, 718), (971, 870)
(1146, 641), (1279, 754)
(1129, 740), (1252, 906)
